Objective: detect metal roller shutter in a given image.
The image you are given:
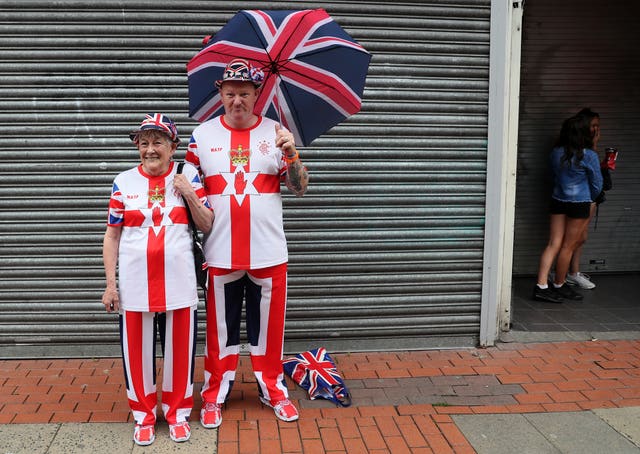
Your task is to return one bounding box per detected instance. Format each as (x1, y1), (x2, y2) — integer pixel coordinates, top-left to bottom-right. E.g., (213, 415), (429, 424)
(513, 0), (640, 275)
(0, 0), (491, 358)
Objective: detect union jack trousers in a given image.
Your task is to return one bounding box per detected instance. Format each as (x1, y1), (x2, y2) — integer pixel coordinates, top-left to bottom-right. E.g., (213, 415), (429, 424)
(120, 306), (197, 425)
(201, 263), (290, 405)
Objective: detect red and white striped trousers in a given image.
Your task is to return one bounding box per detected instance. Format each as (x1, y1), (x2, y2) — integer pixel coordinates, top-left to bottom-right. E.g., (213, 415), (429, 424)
(201, 263), (290, 405)
(120, 306), (197, 425)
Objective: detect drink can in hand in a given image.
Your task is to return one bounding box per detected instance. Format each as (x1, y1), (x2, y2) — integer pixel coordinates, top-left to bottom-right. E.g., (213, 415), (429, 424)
(604, 147), (618, 170)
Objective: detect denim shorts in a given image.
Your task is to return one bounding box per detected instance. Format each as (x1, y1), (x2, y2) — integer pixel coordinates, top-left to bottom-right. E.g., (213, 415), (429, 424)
(549, 198), (591, 219)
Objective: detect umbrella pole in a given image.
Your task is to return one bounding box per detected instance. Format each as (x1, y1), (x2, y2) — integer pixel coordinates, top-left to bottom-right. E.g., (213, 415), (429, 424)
(275, 80), (284, 128)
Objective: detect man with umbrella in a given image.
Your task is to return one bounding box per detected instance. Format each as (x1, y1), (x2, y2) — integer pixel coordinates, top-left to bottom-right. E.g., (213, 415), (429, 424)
(185, 58), (309, 427)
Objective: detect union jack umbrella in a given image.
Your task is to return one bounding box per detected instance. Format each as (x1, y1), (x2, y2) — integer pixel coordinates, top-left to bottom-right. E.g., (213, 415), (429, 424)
(186, 9), (371, 146)
(283, 347), (351, 407)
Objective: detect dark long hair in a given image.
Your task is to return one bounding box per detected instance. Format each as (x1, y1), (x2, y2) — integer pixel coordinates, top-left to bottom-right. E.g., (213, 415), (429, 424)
(576, 107), (599, 122)
(577, 107), (600, 141)
(555, 114), (593, 166)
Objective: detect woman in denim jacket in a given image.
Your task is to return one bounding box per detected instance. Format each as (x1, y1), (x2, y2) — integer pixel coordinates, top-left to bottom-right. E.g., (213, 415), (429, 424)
(533, 114), (603, 303)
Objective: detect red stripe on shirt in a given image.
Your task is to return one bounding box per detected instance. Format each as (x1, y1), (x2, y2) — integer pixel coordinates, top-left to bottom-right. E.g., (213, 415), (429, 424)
(185, 147), (200, 167)
(230, 128), (251, 267)
(147, 225), (167, 312)
(147, 177), (167, 311)
(123, 210), (145, 227)
(204, 174), (281, 195)
(168, 206), (189, 225)
(255, 174), (281, 193)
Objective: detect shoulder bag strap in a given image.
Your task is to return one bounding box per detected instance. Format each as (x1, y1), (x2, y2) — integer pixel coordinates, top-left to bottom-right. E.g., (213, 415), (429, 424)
(176, 162), (199, 235)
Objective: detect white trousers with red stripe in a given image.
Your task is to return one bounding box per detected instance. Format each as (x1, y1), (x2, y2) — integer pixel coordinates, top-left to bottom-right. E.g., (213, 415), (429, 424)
(201, 263), (289, 405)
(120, 306), (197, 425)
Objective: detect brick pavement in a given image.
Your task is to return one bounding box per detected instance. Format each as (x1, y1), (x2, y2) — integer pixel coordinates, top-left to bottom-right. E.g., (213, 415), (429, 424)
(1, 339), (640, 453)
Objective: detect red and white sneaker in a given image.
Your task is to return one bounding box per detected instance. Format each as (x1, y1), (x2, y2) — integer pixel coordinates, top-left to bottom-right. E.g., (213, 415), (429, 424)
(133, 424), (155, 446)
(169, 421), (191, 443)
(200, 402), (223, 428)
(260, 397), (299, 422)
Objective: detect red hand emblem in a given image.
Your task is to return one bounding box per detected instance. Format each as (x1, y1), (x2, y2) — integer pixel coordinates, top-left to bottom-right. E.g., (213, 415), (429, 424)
(151, 205), (163, 226)
(235, 171), (247, 194)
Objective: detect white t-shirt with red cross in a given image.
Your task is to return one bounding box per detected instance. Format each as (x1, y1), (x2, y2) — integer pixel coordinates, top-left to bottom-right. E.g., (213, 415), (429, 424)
(186, 115), (289, 270)
(107, 162), (210, 312)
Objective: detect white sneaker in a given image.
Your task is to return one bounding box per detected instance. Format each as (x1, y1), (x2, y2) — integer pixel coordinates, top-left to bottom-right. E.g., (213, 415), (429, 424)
(566, 272), (595, 289)
(259, 396), (299, 422)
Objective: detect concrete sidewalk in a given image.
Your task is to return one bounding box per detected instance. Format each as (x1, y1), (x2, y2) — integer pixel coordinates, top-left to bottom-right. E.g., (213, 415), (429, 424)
(2, 337), (640, 453)
(454, 406), (640, 453)
(2, 406), (639, 453)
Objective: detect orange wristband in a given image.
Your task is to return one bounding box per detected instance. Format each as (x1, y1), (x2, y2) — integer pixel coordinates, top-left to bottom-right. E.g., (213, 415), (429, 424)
(284, 149), (299, 164)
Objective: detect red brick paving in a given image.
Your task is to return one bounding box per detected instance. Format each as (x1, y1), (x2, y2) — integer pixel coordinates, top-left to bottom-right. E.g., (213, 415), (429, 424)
(1, 339), (640, 453)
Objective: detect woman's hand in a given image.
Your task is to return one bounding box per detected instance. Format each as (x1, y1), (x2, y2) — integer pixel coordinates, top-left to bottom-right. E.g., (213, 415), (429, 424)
(102, 287), (119, 313)
(593, 126), (600, 151)
(173, 173), (193, 197)
(173, 171), (214, 233)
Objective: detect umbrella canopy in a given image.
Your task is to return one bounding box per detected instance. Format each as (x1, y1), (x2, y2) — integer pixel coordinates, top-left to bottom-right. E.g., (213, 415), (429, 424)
(187, 9), (371, 146)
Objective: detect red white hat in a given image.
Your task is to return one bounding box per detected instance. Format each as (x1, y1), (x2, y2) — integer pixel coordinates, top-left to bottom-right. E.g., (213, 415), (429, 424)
(129, 113), (180, 144)
(215, 58), (264, 88)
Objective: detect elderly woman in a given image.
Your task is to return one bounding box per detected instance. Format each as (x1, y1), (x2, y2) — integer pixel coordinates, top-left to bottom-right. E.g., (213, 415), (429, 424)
(101, 114), (213, 446)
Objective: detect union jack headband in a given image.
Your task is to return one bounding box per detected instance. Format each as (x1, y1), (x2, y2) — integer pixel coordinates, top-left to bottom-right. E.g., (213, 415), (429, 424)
(215, 58), (264, 88)
(129, 113), (180, 144)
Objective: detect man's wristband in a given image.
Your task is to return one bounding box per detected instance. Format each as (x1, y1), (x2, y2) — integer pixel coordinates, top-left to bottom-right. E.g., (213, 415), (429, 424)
(284, 149), (299, 164)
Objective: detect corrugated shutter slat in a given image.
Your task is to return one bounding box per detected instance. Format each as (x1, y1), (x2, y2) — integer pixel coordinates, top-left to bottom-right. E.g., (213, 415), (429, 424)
(0, 0), (490, 357)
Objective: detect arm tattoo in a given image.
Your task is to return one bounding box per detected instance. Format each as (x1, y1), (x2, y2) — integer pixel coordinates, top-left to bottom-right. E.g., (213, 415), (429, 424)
(287, 160), (308, 196)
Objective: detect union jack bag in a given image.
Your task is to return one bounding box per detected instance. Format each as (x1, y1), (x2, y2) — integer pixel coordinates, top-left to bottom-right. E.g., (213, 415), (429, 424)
(282, 347), (351, 407)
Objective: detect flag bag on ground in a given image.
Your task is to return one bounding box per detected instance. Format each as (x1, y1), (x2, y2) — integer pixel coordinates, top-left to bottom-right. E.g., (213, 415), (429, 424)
(283, 347), (352, 407)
